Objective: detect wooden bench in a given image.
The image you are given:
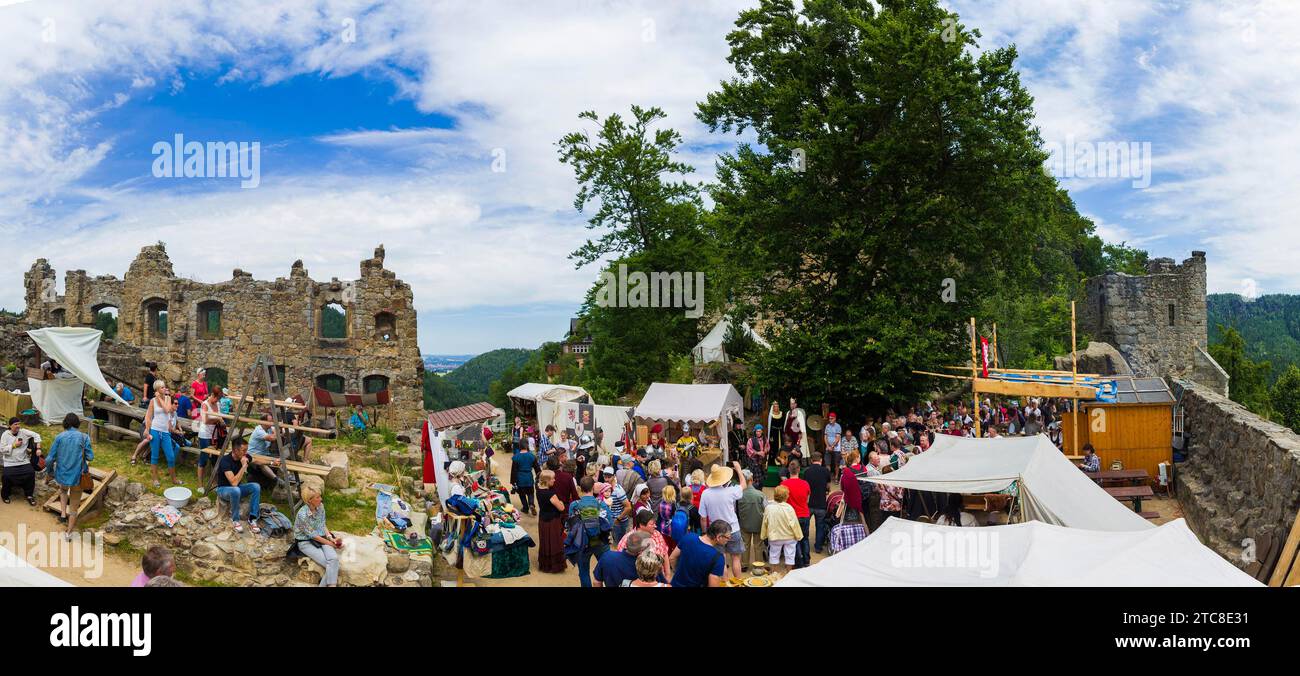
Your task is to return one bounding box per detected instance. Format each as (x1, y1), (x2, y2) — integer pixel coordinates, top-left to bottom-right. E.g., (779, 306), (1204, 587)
(1085, 469), (1150, 486)
(1104, 485), (1154, 513)
(1138, 511), (1160, 520)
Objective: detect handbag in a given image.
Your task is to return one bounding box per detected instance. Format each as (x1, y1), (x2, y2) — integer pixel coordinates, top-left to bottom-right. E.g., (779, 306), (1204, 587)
(78, 436), (94, 492)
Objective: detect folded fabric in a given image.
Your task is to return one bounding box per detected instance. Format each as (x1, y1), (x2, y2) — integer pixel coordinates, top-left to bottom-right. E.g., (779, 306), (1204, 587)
(150, 504), (181, 528)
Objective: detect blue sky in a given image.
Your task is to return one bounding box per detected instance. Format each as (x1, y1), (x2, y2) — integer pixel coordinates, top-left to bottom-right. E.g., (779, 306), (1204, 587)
(2, 0), (1297, 354)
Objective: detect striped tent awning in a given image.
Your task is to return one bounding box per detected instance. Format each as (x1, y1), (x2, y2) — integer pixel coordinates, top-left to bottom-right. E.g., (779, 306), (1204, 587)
(313, 387), (391, 408)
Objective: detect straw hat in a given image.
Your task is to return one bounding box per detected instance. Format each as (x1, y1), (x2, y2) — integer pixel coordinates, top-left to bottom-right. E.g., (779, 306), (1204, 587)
(705, 463), (734, 487)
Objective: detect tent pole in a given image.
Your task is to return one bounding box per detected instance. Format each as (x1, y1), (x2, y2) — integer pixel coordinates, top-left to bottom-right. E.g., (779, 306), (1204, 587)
(1071, 301), (1079, 455)
(992, 323), (999, 369)
(970, 317), (980, 438)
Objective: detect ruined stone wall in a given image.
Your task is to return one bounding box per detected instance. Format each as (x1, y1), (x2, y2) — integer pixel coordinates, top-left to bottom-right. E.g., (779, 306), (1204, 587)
(1078, 252), (1210, 384)
(1173, 380), (1300, 568)
(24, 244), (425, 430)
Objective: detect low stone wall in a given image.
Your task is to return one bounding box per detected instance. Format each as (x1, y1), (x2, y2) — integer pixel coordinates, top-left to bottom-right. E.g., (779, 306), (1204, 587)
(101, 479), (437, 587)
(1174, 380), (1300, 567)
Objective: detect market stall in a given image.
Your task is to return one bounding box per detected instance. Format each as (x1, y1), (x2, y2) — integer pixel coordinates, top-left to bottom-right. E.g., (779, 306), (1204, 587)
(634, 383), (744, 463)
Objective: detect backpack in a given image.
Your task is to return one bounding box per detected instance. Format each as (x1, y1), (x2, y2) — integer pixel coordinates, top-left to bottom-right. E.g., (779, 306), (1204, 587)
(852, 466), (875, 501)
(258, 507), (293, 537)
(567, 496), (612, 539)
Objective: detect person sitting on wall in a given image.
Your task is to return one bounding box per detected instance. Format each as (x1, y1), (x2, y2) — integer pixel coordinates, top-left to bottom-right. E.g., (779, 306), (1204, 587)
(215, 436), (262, 535)
(348, 405), (370, 432)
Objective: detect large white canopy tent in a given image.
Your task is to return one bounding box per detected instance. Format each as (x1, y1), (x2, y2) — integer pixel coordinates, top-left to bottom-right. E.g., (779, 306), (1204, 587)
(26, 327), (129, 425)
(634, 383), (744, 460)
(506, 383), (590, 431)
(0, 544), (74, 587)
(692, 317), (769, 364)
(868, 433), (1153, 532)
(776, 517), (1262, 587)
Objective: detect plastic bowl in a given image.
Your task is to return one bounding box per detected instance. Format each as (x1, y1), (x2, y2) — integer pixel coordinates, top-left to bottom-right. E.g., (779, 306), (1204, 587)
(163, 486), (192, 509)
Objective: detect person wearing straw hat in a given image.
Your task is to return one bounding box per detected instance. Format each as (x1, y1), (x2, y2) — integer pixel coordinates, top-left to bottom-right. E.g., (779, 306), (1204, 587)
(699, 459), (748, 578)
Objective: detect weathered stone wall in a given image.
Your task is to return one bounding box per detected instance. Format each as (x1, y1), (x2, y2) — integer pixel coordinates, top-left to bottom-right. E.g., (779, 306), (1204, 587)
(102, 489), (435, 587)
(1078, 252), (1211, 385)
(24, 244), (425, 430)
(1173, 380), (1300, 567)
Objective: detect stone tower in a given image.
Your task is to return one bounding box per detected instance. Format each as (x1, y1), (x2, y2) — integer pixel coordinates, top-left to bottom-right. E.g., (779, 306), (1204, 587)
(1077, 251), (1228, 394)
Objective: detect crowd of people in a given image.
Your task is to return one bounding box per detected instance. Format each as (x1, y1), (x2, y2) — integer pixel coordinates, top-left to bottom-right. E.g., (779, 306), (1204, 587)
(495, 394), (1084, 587)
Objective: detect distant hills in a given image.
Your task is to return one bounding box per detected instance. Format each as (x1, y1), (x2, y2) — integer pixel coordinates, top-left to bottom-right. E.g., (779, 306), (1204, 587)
(422, 348), (534, 411)
(1207, 294), (1300, 381)
(422, 354), (477, 374)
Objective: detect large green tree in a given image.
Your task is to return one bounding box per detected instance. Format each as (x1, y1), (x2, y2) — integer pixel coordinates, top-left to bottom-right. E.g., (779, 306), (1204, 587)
(1270, 364), (1300, 432)
(697, 0), (1086, 414)
(556, 107), (718, 402)
(1210, 324), (1273, 416)
(558, 105), (703, 266)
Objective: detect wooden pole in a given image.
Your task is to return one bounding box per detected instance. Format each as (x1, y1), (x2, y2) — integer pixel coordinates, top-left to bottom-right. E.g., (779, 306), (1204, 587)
(1071, 301), (1079, 455)
(992, 323), (999, 369)
(970, 317), (980, 438)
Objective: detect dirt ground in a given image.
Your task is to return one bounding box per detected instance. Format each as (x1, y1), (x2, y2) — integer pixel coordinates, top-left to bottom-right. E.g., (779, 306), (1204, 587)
(0, 486), (138, 586)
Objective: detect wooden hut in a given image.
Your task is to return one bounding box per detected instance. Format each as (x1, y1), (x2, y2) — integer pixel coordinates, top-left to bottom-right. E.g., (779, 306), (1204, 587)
(1060, 376), (1174, 482)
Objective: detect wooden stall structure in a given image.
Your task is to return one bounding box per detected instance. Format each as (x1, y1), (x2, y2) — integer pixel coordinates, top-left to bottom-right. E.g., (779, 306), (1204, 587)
(1059, 375), (1174, 484)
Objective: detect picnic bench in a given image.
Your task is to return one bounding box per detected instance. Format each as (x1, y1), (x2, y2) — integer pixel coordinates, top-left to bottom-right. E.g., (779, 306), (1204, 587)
(1104, 485), (1154, 513)
(88, 400), (332, 477)
(1085, 469), (1150, 486)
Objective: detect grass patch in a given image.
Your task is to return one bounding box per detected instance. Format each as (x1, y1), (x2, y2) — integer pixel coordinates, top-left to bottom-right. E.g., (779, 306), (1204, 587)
(29, 424), (403, 540)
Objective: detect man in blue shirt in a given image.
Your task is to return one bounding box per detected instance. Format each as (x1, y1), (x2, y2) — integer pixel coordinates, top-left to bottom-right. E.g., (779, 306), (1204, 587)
(669, 519), (729, 588)
(44, 413), (93, 541)
(593, 530), (657, 587)
(248, 415), (282, 482)
(512, 446), (538, 515)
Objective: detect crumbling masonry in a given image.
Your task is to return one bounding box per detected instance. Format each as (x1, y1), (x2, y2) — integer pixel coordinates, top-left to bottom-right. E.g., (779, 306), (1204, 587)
(23, 244), (424, 430)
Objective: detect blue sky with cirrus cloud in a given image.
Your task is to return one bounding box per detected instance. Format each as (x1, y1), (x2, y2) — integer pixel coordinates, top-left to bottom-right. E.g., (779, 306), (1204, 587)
(1, 0), (1297, 354)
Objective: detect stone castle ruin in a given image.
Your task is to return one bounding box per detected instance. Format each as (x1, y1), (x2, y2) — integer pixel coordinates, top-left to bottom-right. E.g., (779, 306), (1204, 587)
(23, 243), (424, 430)
(1077, 251), (1229, 395)
(1071, 251), (1298, 571)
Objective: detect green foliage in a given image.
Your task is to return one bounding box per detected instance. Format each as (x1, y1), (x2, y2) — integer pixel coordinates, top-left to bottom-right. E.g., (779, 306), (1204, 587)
(1208, 294), (1300, 382)
(445, 348), (532, 398)
(696, 0), (1103, 416)
(1102, 242), (1150, 275)
(1209, 325), (1273, 417)
(321, 304), (346, 339)
(557, 105), (704, 267)
(94, 310), (118, 340)
(722, 319), (759, 362)
(423, 373), (474, 411)
(667, 353), (694, 384)
(1270, 365), (1300, 432)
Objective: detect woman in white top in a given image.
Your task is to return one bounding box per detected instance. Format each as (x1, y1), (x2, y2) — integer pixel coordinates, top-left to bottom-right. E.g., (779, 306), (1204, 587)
(195, 390), (222, 495)
(933, 493), (979, 527)
(142, 380), (180, 489)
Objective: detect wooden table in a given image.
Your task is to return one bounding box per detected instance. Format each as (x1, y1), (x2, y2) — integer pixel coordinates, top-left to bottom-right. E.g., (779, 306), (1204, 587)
(1085, 469), (1150, 486)
(1104, 485), (1154, 513)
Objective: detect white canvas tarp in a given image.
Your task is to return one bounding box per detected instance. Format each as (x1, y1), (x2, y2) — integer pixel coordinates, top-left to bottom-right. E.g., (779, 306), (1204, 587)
(26, 379), (86, 426)
(873, 434), (1149, 533)
(635, 383), (744, 459)
(535, 401), (633, 459)
(506, 383), (592, 440)
(868, 434), (1152, 532)
(26, 327), (128, 424)
(0, 544), (74, 587)
(776, 517), (1261, 587)
(692, 318), (769, 364)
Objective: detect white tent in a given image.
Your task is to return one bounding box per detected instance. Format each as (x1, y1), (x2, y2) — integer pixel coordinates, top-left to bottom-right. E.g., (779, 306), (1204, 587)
(26, 327), (129, 424)
(869, 434), (1152, 532)
(635, 383), (744, 460)
(692, 318), (769, 364)
(0, 544), (74, 587)
(506, 383), (590, 436)
(776, 517), (1262, 587)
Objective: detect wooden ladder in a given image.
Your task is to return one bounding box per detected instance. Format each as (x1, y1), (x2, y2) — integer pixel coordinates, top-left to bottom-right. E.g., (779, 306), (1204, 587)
(204, 355), (302, 515)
